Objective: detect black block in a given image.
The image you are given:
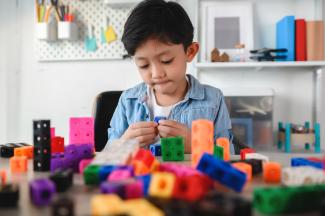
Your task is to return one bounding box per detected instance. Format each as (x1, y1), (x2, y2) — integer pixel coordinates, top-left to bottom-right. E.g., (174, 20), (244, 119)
(34, 145), (51, 158)
(51, 197), (74, 216)
(33, 120), (51, 147)
(49, 169), (73, 192)
(0, 143), (30, 158)
(34, 157), (51, 172)
(0, 184), (19, 207)
(230, 159), (263, 175)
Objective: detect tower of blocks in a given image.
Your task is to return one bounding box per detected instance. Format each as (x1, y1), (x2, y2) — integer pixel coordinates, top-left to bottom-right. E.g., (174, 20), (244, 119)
(33, 120), (51, 171)
(278, 122), (320, 153)
(161, 136), (184, 161)
(191, 119), (214, 167)
(69, 117), (94, 147)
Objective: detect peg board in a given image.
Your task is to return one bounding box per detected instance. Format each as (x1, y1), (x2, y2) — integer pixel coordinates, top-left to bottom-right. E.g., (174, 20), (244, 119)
(36, 0), (131, 61)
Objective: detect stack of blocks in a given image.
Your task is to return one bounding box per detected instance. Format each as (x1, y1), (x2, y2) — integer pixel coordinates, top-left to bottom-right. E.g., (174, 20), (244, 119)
(69, 117), (94, 147)
(161, 136), (184, 161)
(191, 119), (214, 167)
(131, 149), (159, 175)
(216, 137), (230, 161)
(33, 120), (51, 171)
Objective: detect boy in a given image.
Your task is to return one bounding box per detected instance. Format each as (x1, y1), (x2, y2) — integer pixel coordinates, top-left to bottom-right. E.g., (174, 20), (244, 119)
(108, 0), (233, 153)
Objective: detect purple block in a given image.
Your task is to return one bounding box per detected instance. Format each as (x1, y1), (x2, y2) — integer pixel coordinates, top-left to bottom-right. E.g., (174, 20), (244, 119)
(65, 144), (77, 156)
(50, 158), (65, 172)
(51, 153), (64, 159)
(75, 144), (94, 159)
(113, 165), (134, 175)
(30, 179), (56, 206)
(108, 169), (133, 182)
(100, 181), (124, 198)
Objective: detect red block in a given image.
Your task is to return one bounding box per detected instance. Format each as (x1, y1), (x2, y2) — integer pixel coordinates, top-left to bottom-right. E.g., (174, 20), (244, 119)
(132, 149), (155, 168)
(295, 19), (307, 61)
(51, 136), (65, 153)
(240, 148), (256, 160)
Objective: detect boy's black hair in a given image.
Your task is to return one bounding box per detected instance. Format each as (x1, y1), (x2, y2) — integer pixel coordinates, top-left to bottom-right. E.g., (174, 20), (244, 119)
(122, 0), (194, 56)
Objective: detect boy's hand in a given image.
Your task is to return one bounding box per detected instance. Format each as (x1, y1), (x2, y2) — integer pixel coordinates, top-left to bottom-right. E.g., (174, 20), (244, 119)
(157, 120), (191, 153)
(121, 121), (158, 147)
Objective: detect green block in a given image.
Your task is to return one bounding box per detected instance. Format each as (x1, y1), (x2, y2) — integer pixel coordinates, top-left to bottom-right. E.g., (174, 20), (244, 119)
(161, 136), (184, 161)
(83, 165), (101, 185)
(214, 145), (224, 159)
(304, 143), (310, 150)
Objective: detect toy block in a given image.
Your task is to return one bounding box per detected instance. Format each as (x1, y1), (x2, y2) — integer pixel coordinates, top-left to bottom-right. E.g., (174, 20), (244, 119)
(30, 179), (56, 206)
(0, 184), (19, 207)
(214, 145), (224, 160)
(240, 148), (256, 160)
(100, 181), (125, 198)
(14, 146), (34, 159)
(91, 194), (124, 216)
(132, 149), (155, 168)
(83, 165), (101, 185)
(245, 153), (269, 162)
(1, 143), (31, 158)
(282, 166), (325, 186)
(154, 116), (167, 124)
(161, 136), (185, 161)
(136, 175), (151, 196)
(216, 137), (230, 161)
(98, 165), (114, 182)
(51, 197), (74, 216)
(123, 199), (164, 216)
(34, 145), (51, 158)
(132, 161), (150, 176)
(232, 162), (252, 181)
(263, 162), (281, 183)
(196, 153), (246, 192)
(10, 156), (28, 173)
(191, 119), (214, 167)
(50, 127), (55, 138)
(50, 157), (66, 172)
(49, 169), (73, 192)
(150, 144), (161, 156)
(315, 123), (321, 153)
(108, 169), (133, 182)
(291, 157), (323, 169)
(79, 158), (93, 174)
(0, 170), (6, 185)
(51, 136), (64, 153)
(149, 172), (176, 198)
(231, 159), (263, 176)
(159, 163), (201, 177)
(147, 197), (191, 216)
(33, 120), (51, 147)
(124, 180), (144, 199)
(69, 117), (94, 145)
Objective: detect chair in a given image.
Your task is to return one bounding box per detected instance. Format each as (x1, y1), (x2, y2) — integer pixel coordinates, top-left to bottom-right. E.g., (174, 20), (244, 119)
(93, 91), (123, 152)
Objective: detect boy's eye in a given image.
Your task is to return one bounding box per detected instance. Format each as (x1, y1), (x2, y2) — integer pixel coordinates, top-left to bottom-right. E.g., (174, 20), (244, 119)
(139, 64), (149, 69)
(161, 58), (174, 64)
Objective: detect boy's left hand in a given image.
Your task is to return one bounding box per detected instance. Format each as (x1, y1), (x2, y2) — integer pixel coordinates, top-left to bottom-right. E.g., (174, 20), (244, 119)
(157, 120), (191, 153)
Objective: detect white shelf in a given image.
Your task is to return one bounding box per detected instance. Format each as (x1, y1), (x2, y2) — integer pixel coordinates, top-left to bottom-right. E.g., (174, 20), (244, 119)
(196, 61), (325, 69)
(104, 0), (142, 7)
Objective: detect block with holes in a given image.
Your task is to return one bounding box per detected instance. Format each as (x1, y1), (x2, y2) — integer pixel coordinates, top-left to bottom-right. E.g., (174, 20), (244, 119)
(51, 136), (64, 153)
(91, 194), (124, 216)
(10, 156), (28, 173)
(240, 148), (256, 160)
(149, 172), (176, 198)
(214, 145), (224, 160)
(191, 119), (214, 167)
(216, 137), (230, 161)
(33, 120), (51, 147)
(14, 146), (34, 159)
(30, 178), (56, 206)
(51, 197), (74, 216)
(232, 162), (252, 181)
(69, 117), (94, 146)
(0, 184), (19, 207)
(245, 153), (269, 162)
(83, 165), (101, 185)
(161, 136), (184, 161)
(263, 162), (281, 183)
(49, 169), (73, 192)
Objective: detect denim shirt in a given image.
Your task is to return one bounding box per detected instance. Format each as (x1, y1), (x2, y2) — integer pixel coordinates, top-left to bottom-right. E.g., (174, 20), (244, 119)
(107, 74), (234, 153)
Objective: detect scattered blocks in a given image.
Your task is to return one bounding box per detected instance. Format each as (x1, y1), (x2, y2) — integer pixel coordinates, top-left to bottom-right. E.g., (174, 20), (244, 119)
(161, 136), (184, 161)
(232, 162), (252, 181)
(149, 172), (176, 198)
(10, 156), (28, 173)
(263, 162), (281, 183)
(240, 148), (256, 160)
(150, 144), (161, 156)
(30, 178), (56, 206)
(51, 197), (74, 216)
(0, 184), (19, 207)
(49, 169), (73, 192)
(191, 119), (214, 167)
(216, 137), (230, 161)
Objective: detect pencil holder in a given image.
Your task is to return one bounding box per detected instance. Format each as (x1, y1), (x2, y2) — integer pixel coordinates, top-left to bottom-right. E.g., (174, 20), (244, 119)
(35, 22), (57, 41)
(58, 22), (78, 41)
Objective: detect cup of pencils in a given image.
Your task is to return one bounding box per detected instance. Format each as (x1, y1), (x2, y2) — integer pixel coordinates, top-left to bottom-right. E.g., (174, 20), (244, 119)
(56, 3), (78, 40)
(35, 0), (57, 41)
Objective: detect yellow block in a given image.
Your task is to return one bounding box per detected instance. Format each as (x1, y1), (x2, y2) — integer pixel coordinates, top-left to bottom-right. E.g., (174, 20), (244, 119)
(123, 199), (164, 216)
(105, 26), (117, 43)
(91, 194), (124, 216)
(148, 172), (175, 198)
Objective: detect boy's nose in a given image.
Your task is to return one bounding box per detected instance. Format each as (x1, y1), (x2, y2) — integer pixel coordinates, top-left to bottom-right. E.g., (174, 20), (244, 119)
(151, 63), (166, 79)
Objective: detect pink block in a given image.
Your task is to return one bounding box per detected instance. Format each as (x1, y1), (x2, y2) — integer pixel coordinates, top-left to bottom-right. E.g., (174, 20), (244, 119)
(69, 117), (94, 145)
(159, 163), (200, 177)
(70, 117), (94, 129)
(108, 169), (133, 182)
(50, 128), (55, 138)
(125, 180), (144, 199)
(79, 159), (93, 174)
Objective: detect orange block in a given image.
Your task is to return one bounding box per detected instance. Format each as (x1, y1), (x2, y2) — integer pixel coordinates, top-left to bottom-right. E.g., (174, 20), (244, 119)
(216, 137), (230, 161)
(132, 161), (150, 176)
(263, 162), (281, 183)
(10, 156), (28, 173)
(232, 162), (252, 181)
(191, 119), (214, 167)
(14, 146), (33, 159)
(0, 169), (6, 185)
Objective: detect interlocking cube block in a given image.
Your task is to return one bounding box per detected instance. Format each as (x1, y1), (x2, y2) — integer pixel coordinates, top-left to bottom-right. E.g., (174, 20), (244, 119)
(34, 157), (51, 171)
(98, 165), (114, 182)
(161, 136), (184, 161)
(282, 166), (325, 186)
(108, 169), (133, 182)
(132, 149), (155, 168)
(232, 159), (263, 176)
(125, 180), (144, 199)
(30, 179), (56, 206)
(214, 145), (224, 160)
(240, 148), (256, 160)
(191, 119), (214, 167)
(159, 163), (201, 177)
(0, 184), (19, 207)
(14, 146), (34, 159)
(100, 181), (125, 197)
(33, 120), (51, 147)
(69, 117), (94, 145)
(263, 162), (281, 183)
(136, 175), (151, 196)
(79, 158), (93, 174)
(51, 197), (74, 216)
(51, 136), (64, 153)
(91, 194), (124, 216)
(216, 137), (230, 161)
(34, 145), (51, 158)
(131, 161), (150, 176)
(154, 116), (167, 124)
(232, 162), (252, 181)
(0, 170), (6, 185)
(49, 169), (73, 192)
(1, 143), (29, 158)
(10, 156), (28, 173)
(50, 127), (55, 138)
(149, 172), (176, 198)
(50, 157), (66, 172)
(291, 158), (323, 169)
(150, 144), (161, 156)
(149, 159), (160, 172)
(75, 143), (94, 159)
(123, 199), (164, 216)
(83, 165), (101, 185)
(245, 153), (269, 162)
(197, 153), (247, 192)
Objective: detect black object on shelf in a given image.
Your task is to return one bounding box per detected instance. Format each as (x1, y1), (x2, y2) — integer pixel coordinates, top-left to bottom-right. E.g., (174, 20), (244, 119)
(250, 48), (287, 61)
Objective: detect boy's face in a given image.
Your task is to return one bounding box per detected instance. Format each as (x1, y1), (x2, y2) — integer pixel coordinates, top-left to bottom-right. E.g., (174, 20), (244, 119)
(134, 38), (198, 96)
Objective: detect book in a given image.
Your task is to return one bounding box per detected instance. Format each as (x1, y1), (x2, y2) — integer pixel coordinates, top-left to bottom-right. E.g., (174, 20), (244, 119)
(295, 19), (306, 61)
(276, 16), (295, 61)
(306, 21), (324, 61)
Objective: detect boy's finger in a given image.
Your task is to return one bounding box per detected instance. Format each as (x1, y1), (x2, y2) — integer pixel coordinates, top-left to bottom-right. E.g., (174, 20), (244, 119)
(130, 127), (157, 137)
(136, 134), (156, 145)
(157, 125), (180, 137)
(158, 120), (182, 128)
(130, 121), (158, 129)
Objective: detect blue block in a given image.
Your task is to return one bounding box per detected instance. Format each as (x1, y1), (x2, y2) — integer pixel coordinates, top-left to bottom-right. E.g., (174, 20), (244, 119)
(136, 175), (151, 196)
(154, 116), (167, 124)
(276, 16), (295, 61)
(99, 166), (114, 182)
(150, 144), (161, 156)
(196, 153), (246, 192)
(291, 158), (323, 169)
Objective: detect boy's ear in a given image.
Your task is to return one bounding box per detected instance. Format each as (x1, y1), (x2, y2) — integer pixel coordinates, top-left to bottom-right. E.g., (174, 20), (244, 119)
(186, 42), (199, 62)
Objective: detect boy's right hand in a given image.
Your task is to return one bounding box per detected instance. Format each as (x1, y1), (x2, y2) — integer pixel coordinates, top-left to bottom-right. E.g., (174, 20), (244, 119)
(121, 121), (158, 147)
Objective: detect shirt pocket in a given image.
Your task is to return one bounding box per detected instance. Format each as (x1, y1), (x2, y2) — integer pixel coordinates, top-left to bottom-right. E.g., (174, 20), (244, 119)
(180, 107), (217, 127)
